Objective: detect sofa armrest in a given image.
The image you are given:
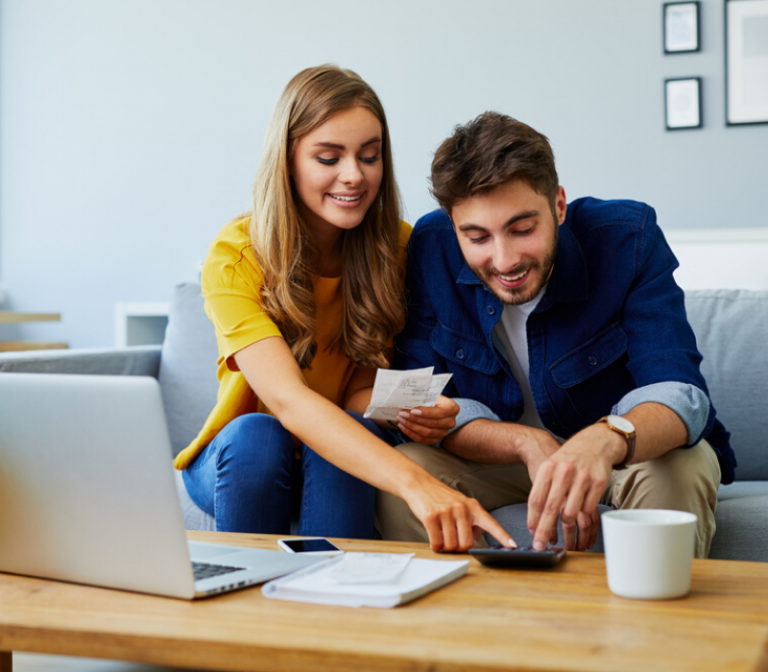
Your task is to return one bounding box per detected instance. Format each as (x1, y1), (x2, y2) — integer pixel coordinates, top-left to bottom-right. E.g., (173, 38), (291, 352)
(0, 345), (162, 378)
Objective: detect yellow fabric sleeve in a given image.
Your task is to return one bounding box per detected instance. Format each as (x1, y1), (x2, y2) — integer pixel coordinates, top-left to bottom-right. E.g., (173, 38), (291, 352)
(200, 216), (283, 371)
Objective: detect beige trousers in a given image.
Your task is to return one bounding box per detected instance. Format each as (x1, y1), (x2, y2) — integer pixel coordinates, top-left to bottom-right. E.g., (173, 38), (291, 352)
(376, 440), (721, 558)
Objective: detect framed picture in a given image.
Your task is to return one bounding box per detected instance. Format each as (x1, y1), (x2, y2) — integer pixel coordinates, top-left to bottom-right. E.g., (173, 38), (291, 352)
(664, 2), (701, 53)
(665, 78), (703, 130)
(726, 0), (768, 125)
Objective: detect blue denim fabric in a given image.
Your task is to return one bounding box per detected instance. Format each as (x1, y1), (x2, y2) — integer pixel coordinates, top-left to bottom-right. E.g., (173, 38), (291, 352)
(394, 198), (736, 484)
(183, 411), (394, 537)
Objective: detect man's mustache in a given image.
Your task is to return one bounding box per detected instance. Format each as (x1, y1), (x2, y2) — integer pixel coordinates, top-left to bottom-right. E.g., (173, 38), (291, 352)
(486, 263), (533, 277)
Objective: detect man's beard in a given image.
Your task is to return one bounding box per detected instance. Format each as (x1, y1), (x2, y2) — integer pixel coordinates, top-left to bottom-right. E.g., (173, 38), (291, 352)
(471, 224), (559, 306)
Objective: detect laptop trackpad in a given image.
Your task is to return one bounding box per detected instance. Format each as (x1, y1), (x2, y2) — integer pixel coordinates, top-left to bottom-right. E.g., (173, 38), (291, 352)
(187, 541), (238, 560)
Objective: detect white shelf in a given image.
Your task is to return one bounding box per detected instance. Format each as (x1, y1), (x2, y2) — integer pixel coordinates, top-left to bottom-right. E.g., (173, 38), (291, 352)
(114, 302), (170, 347)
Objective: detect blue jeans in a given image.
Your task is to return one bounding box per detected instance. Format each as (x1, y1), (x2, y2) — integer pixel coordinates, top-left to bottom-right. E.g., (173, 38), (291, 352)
(183, 411), (395, 538)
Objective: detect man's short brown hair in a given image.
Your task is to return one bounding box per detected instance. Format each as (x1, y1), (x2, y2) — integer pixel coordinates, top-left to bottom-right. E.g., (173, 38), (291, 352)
(430, 112), (559, 215)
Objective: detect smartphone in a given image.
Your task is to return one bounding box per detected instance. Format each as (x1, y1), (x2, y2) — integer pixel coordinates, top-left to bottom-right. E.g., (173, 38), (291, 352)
(277, 537), (344, 556)
(469, 546), (567, 569)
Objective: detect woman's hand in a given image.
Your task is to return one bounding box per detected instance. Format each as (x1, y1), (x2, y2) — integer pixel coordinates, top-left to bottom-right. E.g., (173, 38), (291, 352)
(404, 473), (517, 552)
(396, 395), (459, 445)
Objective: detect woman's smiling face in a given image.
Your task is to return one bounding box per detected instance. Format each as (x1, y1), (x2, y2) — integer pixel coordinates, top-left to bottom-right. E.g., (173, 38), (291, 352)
(290, 105), (384, 241)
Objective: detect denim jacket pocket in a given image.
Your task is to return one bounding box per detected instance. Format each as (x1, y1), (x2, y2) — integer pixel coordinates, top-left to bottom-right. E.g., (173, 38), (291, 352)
(430, 322), (499, 374)
(548, 323), (632, 425)
(550, 323), (629, 388)
(430, 322), (501, 412)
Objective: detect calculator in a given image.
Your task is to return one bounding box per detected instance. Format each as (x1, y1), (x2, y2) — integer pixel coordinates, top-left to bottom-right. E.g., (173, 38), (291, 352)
(469, 545), (567, 568)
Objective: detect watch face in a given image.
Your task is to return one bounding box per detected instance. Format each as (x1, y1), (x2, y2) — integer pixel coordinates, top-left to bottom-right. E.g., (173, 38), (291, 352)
(608, 414), (634, 433)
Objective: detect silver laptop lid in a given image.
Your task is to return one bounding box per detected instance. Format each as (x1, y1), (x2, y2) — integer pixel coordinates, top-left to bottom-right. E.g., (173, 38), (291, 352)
(0, 373), (197, 598)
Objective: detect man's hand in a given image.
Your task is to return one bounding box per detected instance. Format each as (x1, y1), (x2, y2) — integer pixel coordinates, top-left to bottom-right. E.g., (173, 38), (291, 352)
(526, 423), (624, 551)
(518, 429), (602, 552)
(560, 508), (601, 551)
(396, 395), (459, 445)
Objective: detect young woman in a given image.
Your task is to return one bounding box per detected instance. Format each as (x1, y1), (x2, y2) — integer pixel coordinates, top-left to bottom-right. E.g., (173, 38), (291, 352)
(173, 65), (514, 551)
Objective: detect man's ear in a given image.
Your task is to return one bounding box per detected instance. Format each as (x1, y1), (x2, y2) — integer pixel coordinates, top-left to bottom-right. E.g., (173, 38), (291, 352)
(556, 186), (567, 226)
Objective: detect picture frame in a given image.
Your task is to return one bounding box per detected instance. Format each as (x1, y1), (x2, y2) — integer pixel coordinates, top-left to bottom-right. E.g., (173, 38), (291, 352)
(665, 77), (703, 130)
(664, 2), (701, 53)
(725, 0), (768, 126)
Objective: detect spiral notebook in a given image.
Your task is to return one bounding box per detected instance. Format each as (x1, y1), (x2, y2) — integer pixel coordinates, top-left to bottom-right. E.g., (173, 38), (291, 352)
(262, 553), (469, 608)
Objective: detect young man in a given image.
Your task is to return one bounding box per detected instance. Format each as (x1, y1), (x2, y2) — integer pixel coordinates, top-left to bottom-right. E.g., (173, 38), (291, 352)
(378, 112), (734, 558)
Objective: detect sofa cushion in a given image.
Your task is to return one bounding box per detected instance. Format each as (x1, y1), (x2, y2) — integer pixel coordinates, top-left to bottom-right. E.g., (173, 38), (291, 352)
(710, 490), (768, 562)
(717, 480), (768, 501)
(0, 346), (161, 376)
(158, 283), (219, 456)
(685, 289), (768, 481)
(175, 470), (216, 531)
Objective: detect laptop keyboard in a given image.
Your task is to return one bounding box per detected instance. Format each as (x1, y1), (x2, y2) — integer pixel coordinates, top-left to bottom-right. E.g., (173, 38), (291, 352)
(192, 561), (246, 581)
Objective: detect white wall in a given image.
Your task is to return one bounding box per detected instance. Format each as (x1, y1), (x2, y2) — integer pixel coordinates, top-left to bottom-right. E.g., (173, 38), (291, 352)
(1, 0), (767, 347)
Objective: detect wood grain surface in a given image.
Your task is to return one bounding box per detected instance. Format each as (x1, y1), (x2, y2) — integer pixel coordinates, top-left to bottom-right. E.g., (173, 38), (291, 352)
(0, 342), (67, 352)
(0, 532), (767, 672)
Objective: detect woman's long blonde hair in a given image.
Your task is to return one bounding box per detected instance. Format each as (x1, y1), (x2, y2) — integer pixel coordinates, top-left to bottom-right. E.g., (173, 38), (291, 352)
(251, 65), (405, 370)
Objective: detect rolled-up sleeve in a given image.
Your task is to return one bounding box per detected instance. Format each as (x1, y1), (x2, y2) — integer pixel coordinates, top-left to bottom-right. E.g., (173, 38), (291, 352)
(435, 398), (501, 447)
(612, 381), (710, 446)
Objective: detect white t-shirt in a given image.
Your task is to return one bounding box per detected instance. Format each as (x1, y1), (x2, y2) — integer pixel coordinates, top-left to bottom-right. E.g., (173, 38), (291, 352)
(492, 286), (553, 433)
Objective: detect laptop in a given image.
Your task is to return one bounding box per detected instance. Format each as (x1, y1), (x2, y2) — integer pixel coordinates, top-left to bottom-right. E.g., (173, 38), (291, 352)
(0, 372), (322, 599)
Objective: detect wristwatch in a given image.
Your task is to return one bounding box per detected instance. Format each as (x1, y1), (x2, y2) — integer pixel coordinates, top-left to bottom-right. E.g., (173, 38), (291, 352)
(598, 415), (636, 470)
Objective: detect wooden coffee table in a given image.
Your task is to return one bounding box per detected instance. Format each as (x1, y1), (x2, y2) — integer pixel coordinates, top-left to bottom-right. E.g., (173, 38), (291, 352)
(1, 531), (767, 672)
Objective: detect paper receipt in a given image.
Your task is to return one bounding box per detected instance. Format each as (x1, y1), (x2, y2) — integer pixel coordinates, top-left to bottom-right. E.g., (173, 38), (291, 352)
(363, 367), (453, 422)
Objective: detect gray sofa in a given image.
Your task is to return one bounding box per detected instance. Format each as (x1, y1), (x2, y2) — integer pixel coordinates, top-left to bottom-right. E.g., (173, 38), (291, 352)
(1, 283), (766, 561)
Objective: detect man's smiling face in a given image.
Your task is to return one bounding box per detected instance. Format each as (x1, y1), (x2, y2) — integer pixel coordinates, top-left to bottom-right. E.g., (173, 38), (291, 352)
(451, 179), (567, 305)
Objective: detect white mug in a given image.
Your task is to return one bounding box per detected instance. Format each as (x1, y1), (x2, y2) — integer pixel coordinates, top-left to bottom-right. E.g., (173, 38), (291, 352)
(601, 509), (697, 600)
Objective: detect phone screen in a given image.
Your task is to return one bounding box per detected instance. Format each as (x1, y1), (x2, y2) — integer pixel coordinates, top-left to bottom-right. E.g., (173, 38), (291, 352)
(282, 538), (340, 553)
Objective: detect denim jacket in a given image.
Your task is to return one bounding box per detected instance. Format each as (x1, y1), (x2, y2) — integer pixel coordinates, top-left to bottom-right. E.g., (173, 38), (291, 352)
(394, 198), (736, 484)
